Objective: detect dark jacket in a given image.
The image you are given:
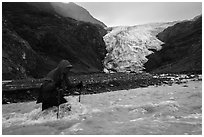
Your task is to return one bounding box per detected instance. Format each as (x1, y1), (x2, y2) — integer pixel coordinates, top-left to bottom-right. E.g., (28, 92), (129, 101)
(37, 60), (74, 110)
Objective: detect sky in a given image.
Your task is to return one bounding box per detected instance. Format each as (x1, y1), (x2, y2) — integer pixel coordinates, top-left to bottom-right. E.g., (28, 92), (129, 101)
(75, 2), (202, 27)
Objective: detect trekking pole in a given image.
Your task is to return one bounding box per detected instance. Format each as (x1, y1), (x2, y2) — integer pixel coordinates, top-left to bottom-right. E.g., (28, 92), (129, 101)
(79, 84), (83, 102)
(79, 89), (81, 102)
(57, 88), (60, 119)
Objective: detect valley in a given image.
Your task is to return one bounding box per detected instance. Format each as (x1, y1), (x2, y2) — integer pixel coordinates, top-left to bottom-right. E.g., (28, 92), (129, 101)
(2, 2), (202, 135)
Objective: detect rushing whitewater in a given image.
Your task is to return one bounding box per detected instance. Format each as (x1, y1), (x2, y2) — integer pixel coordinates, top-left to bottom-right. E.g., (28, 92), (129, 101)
(2, 80), (202, 135)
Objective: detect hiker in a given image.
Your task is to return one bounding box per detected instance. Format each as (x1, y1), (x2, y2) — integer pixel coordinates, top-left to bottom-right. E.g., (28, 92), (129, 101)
(37, 60), (83, 111)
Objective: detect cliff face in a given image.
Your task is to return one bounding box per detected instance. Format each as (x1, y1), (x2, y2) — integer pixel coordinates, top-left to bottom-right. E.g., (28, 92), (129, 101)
(3, 16), (43, 80)
(2, 2), (107, 80)
(144, 15), (202, 74)
(103, 22), (176, 73)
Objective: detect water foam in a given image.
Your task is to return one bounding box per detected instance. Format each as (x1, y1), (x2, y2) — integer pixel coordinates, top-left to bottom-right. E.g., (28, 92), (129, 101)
(3, 97), (89, 127)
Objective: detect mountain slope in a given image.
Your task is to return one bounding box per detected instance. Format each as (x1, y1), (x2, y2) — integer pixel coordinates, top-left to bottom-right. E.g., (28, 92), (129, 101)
(144, 15), (202, 74)
(103, 22), (176, 73)
(2, 2), (107, 80)
(51, 2), (106, 28)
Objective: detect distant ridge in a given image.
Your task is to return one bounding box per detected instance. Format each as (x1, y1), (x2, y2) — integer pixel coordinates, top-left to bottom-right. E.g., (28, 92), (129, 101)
(51, 2), (106, 27)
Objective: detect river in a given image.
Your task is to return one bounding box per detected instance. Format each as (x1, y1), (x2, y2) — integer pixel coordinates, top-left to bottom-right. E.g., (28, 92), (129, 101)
(2, 80), (202, 135)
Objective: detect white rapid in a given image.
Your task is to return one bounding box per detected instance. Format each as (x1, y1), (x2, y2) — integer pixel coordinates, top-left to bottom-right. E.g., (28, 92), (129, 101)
(2, 80), (202, 135)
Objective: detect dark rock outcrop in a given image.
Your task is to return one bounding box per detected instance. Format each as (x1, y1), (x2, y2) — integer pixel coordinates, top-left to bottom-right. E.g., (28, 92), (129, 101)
(144, 15), (202, 74)
(2, 2), (107, 80)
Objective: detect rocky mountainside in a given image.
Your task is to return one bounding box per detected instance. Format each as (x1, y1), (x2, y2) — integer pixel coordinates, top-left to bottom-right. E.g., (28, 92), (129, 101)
(27, 2), (106, 36)
(144, 15), (202, 74)
(51, 2), (106, 28)
(2, 2), (107, 80)
(103, 22), (177, 73)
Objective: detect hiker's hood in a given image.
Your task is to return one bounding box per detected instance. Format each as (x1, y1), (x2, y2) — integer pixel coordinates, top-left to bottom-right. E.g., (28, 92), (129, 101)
(46, 60), (72, 82)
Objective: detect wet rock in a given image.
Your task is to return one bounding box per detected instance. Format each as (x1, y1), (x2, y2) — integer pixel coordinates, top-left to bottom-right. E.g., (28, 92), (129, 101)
(183, 85), (188, 87)
(163, 81), (169, 84)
